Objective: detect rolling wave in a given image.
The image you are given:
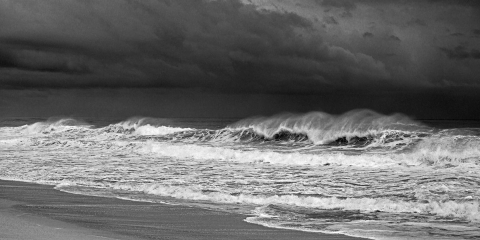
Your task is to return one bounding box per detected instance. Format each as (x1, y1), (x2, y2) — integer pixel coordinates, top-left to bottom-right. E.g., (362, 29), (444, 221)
(3, 110), (480, 166)
(102, 117), (192, 135)
(139, 110), (430, 149)
(14, 117), (190, 136)
(227, 109), (428, 144)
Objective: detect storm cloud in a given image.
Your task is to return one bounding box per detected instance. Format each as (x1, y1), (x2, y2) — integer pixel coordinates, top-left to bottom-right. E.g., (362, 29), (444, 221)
(440, 46), (480, 60)
(0, 0), (388, 92)
(1, 0), (480, 119)
(0, 0), (476, 92)
(0, 0), (478, 92)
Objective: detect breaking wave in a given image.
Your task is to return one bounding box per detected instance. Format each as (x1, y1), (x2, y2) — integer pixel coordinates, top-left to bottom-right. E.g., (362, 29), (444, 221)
(21, 117), (92, 134)
(102, 117), (192, 135)
(14, 117), (190, 136)
(147, 110), (431, 149)
(227, 109), (427, 144)
(11, 110), (431, 148)
(157, 128), (426, 150)
(6, 110), (480, 167)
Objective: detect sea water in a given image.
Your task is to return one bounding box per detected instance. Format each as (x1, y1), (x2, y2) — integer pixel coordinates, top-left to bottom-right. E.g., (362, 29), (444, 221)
(0, 110), (479, 240)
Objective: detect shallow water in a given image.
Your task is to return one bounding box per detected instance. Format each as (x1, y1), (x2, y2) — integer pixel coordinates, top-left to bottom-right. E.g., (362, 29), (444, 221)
(1, 110), (479, 240)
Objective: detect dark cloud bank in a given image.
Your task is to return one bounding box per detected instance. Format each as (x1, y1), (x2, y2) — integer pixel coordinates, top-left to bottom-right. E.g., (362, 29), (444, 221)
(0, 0), (479, 119)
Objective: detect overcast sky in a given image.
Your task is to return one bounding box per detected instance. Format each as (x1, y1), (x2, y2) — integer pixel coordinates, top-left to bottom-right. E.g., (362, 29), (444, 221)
(1, 0), (479, 119)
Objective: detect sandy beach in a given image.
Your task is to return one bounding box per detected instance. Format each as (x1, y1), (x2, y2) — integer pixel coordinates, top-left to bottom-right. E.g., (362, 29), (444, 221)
(0, 180), (367, 240)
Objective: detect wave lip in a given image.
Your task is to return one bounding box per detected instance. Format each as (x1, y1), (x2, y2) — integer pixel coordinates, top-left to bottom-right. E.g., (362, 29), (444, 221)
(226, 109), (427, 145)
(151, 110), (429, 148)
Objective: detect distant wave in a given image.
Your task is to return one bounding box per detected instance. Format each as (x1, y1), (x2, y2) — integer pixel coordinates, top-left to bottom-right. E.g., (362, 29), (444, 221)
(21, 117), (93, 134)
(102, 117), (192, 135)
(15, 117), (190, 136)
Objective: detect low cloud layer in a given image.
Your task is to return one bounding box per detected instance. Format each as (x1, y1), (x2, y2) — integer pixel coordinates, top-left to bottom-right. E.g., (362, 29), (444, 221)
(440, 46), (480, 60)
(0, 0), (479, 92)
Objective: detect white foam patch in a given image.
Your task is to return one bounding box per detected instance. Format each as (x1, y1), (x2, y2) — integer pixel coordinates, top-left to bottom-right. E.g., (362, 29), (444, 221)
(139, 141), (409, 167)
(139, 141), (480, 167)
(106, 118), (192, 136)
(412, 134), (480, 165)
(133, 125), (191, 136)
(111, 183), (480, 222)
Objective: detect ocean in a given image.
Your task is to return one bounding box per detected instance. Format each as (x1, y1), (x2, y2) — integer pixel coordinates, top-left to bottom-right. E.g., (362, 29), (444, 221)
(0, 109), (479, 240)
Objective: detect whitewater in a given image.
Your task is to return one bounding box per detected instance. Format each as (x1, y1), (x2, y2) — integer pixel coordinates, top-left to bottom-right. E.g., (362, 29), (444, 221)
(1, 109), (479, 240)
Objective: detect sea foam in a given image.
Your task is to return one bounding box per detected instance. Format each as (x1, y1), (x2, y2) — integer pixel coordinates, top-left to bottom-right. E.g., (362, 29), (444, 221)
(102, 183), (480, 222)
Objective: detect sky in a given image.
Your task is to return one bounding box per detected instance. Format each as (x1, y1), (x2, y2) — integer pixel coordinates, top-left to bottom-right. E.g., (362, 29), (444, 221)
(1, 0), (479, 119)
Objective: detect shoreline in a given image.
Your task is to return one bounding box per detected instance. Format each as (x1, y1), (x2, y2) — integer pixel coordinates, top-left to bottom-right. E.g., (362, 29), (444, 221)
(0, 179), (368, 240)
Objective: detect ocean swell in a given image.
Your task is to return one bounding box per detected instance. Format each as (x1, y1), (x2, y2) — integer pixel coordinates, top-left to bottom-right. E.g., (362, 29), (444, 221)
(4, 112), (480, 167)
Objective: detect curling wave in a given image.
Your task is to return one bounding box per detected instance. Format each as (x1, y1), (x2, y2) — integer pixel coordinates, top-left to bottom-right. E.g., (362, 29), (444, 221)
(227, 109), (427, 144)
(145, 110), (430, 149)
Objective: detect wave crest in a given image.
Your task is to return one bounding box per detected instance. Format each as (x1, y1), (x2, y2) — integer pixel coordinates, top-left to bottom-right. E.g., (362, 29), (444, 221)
(227, 109), (425, 144)
(22, 117), (92, 134)
(101, 117), (191, 135)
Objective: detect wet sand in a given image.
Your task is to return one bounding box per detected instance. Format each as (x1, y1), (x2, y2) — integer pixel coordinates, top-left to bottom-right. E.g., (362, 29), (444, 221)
(0, 180), (368, 240)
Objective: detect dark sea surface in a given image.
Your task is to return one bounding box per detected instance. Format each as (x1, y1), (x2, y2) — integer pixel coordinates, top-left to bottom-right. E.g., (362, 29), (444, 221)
(1, 110), (479, 240)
